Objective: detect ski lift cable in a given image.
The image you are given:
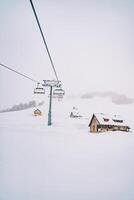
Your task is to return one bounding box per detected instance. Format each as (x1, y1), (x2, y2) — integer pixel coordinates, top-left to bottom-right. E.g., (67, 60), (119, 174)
(29, 0), (59, 81)
(0, 63), (40, 84)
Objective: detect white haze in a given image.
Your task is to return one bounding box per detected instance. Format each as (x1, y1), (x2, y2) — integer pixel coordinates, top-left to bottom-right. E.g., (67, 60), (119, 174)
(0, 0), (134, 109)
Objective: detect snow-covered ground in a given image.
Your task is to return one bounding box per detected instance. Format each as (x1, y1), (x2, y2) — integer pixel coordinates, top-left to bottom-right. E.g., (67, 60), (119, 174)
(0, 97), (134, 200)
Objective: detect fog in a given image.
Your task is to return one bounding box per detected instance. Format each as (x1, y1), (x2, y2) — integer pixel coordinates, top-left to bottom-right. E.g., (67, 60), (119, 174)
(0, 0), (134, 108)
(81, 91), (134, 105)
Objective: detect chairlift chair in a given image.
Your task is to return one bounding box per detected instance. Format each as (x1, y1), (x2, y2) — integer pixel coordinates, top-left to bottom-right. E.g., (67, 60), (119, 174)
(53, 87), (65, 98)
(34, 83), (45, 94)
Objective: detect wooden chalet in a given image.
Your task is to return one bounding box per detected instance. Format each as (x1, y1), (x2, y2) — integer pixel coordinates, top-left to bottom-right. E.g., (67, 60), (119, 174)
(89, 113), (130, 133)
(34, 109), (42, 116)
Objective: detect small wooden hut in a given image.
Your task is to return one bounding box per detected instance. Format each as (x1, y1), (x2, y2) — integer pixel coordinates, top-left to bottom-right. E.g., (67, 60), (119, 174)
(34, 109), (42, 116)
(89, 113), (130, 133)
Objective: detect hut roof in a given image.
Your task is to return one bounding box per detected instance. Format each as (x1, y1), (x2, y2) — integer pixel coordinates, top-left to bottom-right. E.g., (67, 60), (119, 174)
(34, 109), (41, 113)
(89, 113), (129, 127)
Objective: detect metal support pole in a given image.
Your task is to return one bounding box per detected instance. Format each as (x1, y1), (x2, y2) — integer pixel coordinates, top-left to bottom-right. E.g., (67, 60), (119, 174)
(48, 85), (53, 126)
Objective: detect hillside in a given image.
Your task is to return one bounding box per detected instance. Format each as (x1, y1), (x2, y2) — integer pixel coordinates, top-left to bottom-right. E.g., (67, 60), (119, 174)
(0, 97), (134, 200)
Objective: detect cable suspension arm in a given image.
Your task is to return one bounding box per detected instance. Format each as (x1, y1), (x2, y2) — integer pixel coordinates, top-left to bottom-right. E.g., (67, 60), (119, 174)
(0, 63), (39, 83)
(29, 0), (59, 81)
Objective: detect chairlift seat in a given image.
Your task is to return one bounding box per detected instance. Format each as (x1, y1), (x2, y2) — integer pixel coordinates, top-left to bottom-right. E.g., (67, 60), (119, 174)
(34, 88), (45, 94)
(53, 88), (65, 96)
(34, 83), (45, 94)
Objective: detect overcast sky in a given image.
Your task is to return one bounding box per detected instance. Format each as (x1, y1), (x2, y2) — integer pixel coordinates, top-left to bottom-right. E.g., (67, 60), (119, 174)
(0, 0), (134, 108)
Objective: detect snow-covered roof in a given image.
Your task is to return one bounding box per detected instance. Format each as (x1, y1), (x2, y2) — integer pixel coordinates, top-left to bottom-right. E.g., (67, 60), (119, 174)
(34, 109), (41, 113)
(93, 113), (129, 127)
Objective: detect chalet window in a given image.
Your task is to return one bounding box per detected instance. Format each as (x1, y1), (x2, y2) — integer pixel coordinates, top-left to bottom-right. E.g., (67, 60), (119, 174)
(97, 124), (102, 131)
(103, 118), (109, 122)
(108, 125), (113, 128)
(113, 119), (123, 123)
(97, 125), (101, 129)
(101, 125), (108, 128)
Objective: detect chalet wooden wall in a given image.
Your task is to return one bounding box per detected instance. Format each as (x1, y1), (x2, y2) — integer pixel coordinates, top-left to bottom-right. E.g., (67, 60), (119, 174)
(90, 116), (99, 133)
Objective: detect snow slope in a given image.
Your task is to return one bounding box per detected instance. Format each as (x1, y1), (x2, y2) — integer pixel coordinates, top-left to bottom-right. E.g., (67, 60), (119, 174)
(0, 97), (134, 200)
